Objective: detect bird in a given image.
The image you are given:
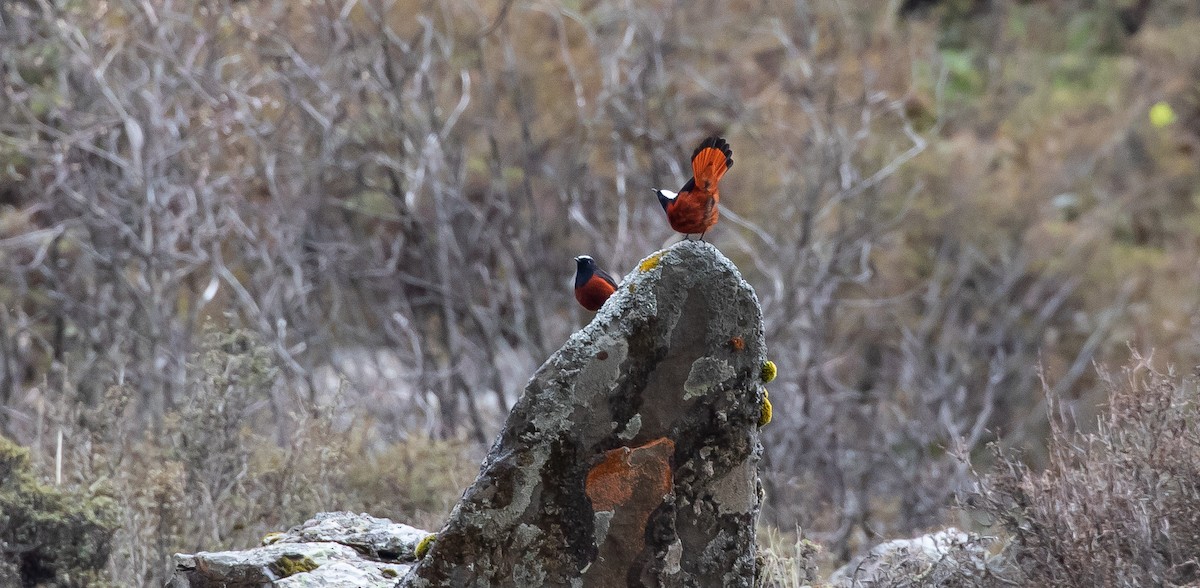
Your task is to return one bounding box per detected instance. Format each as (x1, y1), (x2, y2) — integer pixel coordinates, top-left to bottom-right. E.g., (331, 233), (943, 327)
(574, 255), (618, 312)
(654, 136), (733, 240)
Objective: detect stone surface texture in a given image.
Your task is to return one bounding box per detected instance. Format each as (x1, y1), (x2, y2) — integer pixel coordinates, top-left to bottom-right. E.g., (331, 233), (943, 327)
(827, 528), (995, 587)
(406, 240), (767, 587)
(168, 512), (427, 587)
(274, 511), (430, 561)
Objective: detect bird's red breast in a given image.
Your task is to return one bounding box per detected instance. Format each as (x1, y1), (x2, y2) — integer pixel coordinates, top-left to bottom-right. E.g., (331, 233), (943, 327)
(575, 273), (617, 311)
(663, 136), (733, 236)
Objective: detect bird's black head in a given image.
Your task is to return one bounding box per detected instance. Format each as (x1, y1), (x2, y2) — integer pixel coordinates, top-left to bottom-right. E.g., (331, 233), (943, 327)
(574, 255), (595, 288)
(654, 189), (677, 212)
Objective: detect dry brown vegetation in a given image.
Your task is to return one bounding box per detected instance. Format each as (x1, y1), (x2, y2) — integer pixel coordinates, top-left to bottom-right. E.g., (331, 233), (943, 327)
(1, 0), (1199, 585)
(971, 358), (1200, 587)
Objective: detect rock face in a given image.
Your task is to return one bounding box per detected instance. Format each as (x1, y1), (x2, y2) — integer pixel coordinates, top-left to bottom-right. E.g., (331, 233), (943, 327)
(168, 512), (430, 587)
(406, 240), (767, 587)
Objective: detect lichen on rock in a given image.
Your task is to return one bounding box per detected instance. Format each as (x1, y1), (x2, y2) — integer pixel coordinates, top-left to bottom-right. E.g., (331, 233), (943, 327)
(414, 534), (436, 560)
(759, 389), (773, 427)
(272, 553), (320, 577)
(638, 252), (664, 272)
(761, 360), (777, 383)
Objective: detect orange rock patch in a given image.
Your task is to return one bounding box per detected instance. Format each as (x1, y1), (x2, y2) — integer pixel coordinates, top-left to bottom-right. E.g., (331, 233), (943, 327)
(585, 437), (674, 513)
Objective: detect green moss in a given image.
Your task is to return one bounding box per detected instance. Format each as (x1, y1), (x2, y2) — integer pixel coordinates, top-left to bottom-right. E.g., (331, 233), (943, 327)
(381, 567), (399, 578)
(0, 435), (118, 587)
(415, 533), (437, 559)
(270, 553), (319, 577)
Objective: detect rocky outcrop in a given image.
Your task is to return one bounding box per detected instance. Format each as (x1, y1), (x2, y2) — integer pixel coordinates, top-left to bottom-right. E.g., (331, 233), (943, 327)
(168, 512), (430, 587)
(167, 240), (769, 588)
(407, 240), (768, 587)
(270, 511), (431, 562)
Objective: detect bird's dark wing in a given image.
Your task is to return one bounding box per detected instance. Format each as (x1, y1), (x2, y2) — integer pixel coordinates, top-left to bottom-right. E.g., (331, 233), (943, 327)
(594, 268), (619, 289)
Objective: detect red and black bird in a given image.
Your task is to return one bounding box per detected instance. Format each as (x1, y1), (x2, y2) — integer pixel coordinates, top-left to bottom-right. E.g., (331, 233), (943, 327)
(654, 136), (733, 239)
(574, 255), (618, 312)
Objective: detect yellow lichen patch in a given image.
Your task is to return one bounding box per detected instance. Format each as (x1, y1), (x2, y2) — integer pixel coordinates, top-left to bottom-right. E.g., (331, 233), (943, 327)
(261, 532), (285, 545)
(761, 360), (777, 383)
(271, 554), (319, 577)
(758, 390), (772, 427)
(638, 252), (663, 272)
(381, 567), (399, 578)
(415, 533), (437, 560)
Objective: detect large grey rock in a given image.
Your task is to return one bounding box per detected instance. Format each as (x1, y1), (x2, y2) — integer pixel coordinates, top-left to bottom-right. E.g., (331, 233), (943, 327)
(168, 512), (427, 587)
(406, 240), (768, 587)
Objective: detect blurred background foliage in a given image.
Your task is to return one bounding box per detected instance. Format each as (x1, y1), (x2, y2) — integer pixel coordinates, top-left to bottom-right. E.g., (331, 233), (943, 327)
(1, 0), (1199, 584)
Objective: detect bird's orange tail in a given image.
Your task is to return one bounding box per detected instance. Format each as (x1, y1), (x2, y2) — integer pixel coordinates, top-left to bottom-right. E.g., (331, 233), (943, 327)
(690, 136), (733, 192)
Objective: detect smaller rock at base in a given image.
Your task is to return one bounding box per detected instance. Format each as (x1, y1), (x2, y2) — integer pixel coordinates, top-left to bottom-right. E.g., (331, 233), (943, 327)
(276, 561), (410, 587)
(827, 528), (995, 586)
(169, 512), (432, 587)
(275, 512), (432, 562)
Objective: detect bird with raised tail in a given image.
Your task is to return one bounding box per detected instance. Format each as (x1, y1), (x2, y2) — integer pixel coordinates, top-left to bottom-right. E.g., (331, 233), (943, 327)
(654, 136), (733, 240)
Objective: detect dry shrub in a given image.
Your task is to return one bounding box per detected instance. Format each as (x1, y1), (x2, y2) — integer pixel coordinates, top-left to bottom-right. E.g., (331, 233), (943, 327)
(60, 325), (478, 586)
(756, 527), (821, 588)
(87, 325), (347, 584)
(340, 434), (480, 532)
(974, 356), (1200, 587)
